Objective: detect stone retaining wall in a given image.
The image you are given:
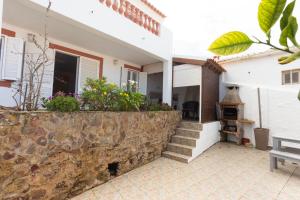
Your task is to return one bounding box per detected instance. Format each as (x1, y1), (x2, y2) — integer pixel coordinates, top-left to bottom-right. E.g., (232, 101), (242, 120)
(0, 111), (181, 200)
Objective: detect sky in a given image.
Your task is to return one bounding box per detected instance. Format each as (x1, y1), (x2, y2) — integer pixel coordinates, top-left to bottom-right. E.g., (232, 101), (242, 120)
(149, 0), (300, 59)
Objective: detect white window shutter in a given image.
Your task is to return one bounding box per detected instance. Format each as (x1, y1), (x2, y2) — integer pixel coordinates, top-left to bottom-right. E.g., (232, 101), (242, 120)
(78, 57), (99, 93)
(2, 37), (24, 80)
(120, 67), (128, 88)
(139, 72), (148, 95)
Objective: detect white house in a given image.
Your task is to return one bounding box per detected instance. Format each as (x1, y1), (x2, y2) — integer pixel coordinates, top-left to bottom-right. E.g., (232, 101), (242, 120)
(0, 0), (173, 107)
(219, 50), (300, 146)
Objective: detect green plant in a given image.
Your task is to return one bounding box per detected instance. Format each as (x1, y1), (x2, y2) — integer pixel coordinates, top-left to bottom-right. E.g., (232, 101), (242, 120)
(81, 78), (119, 111)
(42, 94), (80, 112)
(141, 100), (173, 111)
(209, 0), (300, 64)
(81, 78), (145, 111)
(114, 91), (145, 111)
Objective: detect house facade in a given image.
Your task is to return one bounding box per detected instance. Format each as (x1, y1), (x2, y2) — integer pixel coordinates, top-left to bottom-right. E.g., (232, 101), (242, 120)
(219, 50), (300, 146)
(0, 0), (173, 107)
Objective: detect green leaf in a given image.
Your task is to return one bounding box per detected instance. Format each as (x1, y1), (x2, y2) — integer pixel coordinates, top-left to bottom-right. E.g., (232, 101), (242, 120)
(278, 51), (300, 64)
(279, 16), (298, 47)
(208, 32), (254, 56)
(280, 0), (296, 30)
(258, 0), (287, 34)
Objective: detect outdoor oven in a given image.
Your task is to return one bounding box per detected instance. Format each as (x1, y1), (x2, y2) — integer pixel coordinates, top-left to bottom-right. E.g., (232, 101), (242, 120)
(219, 85), (245, 145)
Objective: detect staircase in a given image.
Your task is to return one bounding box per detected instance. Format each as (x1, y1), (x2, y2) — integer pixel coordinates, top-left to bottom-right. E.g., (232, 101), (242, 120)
(163, 121), (203, 163)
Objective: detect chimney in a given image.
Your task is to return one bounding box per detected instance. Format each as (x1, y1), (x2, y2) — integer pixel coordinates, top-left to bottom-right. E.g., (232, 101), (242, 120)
(221, 85), (243, 105)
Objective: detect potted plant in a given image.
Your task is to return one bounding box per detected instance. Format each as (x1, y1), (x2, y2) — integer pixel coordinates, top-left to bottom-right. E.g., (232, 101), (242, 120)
(254, 88), (269, 150)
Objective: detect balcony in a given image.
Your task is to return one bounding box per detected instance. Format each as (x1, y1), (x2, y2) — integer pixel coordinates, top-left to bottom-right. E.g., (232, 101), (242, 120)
(99, 0), (164, 36)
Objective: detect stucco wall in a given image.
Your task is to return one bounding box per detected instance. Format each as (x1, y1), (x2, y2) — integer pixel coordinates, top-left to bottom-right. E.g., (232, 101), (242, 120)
(29, 0), (173, 61)
(0, 111), (181, 200)
(192, 121), (220, 160)
(173, 64), (202, 88)
(0, 23), (141, 107)
(220, 53), (300, 146)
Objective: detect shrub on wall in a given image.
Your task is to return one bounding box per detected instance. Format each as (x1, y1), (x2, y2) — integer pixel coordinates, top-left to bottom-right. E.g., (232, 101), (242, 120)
(41, 78), (173, 112)
(81, 78), (145, 111)
(141, 101), (173, 111)
(42, 93), (80, 112)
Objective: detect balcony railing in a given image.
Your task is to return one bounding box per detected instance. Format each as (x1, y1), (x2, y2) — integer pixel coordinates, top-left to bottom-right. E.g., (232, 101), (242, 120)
(99, 0), (161, 36)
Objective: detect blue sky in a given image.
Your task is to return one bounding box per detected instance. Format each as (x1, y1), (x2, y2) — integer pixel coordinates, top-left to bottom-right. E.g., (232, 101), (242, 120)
(150, 0), (300, 58)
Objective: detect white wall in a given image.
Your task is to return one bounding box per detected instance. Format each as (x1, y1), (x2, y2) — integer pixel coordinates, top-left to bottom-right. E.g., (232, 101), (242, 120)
(0, 0), (3, 28)
(143, 62), (163, 74)
(192, 121), (220, 161)
(29, 0), (173, 61)
(220, 54), (300, 146)
(173, 64), (201, 88)
(0, 23), (142, 107)
(221, 53), (300, 89)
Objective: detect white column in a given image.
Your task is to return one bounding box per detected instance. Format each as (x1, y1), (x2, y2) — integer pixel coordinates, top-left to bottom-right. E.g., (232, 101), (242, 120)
(162, 60), (172, 105)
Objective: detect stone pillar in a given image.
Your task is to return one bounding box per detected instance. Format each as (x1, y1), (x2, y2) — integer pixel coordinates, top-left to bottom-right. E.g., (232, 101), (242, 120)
(163, 60), (172, 105)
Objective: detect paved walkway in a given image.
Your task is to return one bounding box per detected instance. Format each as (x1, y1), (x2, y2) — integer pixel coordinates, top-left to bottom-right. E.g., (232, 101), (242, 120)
(72, 143), (300, 200)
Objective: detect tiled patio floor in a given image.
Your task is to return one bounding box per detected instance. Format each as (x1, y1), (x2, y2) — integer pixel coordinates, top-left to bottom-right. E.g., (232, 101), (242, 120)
(72, 143), (300, 200)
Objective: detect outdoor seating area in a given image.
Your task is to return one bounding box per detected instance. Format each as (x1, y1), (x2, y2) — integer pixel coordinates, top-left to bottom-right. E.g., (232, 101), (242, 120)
(73, 143), (300, 200)
(270, 136), (300, 172)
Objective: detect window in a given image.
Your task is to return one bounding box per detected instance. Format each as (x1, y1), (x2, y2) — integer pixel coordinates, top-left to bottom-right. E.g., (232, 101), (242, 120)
(127, 70), (139, 92)
(282, 69), (300, 85)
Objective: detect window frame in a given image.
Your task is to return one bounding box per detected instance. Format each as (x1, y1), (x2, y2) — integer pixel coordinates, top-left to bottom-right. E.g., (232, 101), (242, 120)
(127, 69), (140, 92)
(282, 69), (300, 85)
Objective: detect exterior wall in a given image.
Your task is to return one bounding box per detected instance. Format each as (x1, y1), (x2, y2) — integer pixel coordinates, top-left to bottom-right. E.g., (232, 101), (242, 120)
(221, 53), (300, 89)
(0, 111), (181, 200)
(143, 62), (163, 74)
(173, 64), (202, 88)
(0, 0), (2, 28)
(0, 24), (142, 107)
(192, 121), (220, 161)
(29, 0), (173, 61)
(220, 54), (300, 146)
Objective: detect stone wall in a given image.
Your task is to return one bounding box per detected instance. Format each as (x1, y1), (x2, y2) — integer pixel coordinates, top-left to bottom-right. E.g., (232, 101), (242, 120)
(0, 111), (181, 200)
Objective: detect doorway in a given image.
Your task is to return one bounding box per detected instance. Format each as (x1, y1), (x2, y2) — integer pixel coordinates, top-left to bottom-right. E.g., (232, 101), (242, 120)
(52, 52), (78, 95)
(173, 85), (200, 121)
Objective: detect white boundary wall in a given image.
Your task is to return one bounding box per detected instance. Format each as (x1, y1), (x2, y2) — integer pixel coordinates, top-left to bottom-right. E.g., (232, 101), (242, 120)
(220, 53), (300, 146)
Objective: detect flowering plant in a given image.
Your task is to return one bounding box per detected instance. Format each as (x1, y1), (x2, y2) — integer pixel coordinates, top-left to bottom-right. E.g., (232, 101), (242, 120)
(81, 78), (145, 111)
(41, 92), (80, 112)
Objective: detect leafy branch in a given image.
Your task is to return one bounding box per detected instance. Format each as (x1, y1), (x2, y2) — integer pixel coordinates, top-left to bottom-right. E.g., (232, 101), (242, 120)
(209, 0), (300, 65)
(209, 0), (300, 101)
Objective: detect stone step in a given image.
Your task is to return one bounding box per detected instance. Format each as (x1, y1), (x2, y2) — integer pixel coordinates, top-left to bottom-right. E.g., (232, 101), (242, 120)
(162, 151), (191, 163)
(171, 135), (197, 147)
(179, 121), (202, 130)
(176, 128), (200, 139)
(167, 143), (193, 156)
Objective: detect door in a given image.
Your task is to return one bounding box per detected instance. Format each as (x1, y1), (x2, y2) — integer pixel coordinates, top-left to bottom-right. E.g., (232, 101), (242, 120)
(78, 57), (99, 93)
(52, 52), (78, 95)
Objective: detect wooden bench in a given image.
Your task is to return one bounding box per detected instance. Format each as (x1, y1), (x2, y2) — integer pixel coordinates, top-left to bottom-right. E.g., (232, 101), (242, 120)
(270, 150), (300, 171)
(270, 136), (300, 172)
